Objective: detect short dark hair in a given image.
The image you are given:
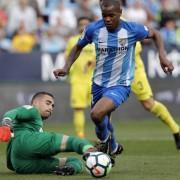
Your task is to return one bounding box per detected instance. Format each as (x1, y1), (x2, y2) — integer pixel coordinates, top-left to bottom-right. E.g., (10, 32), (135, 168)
(77, 16), (92, 25)
(100, 0), (121, 7)
(31, 91), (54, 104)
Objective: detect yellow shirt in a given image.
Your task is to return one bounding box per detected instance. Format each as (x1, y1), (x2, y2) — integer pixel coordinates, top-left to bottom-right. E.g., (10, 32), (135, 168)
(135, 42), (145, 71)
(65, 35), (96, 84)
(12, 34), (36, 53)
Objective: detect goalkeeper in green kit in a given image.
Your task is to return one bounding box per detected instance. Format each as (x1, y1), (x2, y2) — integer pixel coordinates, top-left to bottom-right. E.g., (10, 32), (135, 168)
(0, 91), (96, 175)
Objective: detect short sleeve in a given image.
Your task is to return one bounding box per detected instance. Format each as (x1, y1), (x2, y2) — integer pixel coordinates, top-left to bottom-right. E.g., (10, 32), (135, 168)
(77, 23), (94, 47)
(134, 23), (149, 41)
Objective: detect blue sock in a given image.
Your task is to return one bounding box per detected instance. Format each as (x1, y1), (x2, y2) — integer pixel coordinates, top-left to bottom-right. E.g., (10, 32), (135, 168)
(107, 118), (117, 152)
(95, 117), (109, 142)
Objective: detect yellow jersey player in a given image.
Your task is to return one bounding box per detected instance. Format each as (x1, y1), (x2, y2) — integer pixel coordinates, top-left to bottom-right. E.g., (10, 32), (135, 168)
(131, 42), (180, 149)
(65, 17), (96, 138)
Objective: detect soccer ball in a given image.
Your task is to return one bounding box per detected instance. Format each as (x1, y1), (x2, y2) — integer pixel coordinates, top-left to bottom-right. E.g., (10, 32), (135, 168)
(85, 152), (112, 178)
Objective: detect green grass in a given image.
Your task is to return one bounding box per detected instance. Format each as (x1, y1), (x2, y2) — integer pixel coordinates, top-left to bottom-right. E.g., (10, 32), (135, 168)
(1, 120), (180, 180)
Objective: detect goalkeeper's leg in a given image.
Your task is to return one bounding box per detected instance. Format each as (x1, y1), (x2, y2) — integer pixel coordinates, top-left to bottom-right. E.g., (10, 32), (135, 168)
(10, 131), (96, 174)
(13, 156), (83, 175)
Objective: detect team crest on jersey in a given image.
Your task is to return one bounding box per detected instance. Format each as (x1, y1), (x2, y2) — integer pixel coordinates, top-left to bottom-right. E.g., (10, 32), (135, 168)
(119, 38), (127, 46)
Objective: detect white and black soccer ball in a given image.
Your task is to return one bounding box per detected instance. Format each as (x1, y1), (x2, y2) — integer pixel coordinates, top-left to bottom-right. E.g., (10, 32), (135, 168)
(85, 152), (112, 178)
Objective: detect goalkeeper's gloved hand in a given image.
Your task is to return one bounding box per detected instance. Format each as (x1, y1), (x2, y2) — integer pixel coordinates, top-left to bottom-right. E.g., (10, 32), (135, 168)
(0, 126), (11, 142)
(0, 118), (13, 142)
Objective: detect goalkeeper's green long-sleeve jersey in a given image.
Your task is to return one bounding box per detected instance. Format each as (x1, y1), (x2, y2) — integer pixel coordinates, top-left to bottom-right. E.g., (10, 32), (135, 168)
(3, 105), (43, 133)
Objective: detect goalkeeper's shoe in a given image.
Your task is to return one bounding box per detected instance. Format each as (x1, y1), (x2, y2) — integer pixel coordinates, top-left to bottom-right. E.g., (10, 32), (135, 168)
(173, 132), (180, 149)
(55, 166), (75, 176)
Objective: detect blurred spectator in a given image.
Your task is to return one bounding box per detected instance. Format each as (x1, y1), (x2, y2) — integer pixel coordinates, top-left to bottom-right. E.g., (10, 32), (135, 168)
(40, 27), (66, 53)
(75, 0), (95, 20)
(176, 27), (180, 47)
(142, 0), (161, 17)
(123, 0), (155, 26)
(0, 0), (18, 12)
(41, 0), (60, 17)
(63, 0), (78, 10)
(35, 0), (46, 15)
(35, 16), (49, 49)
(29, 0), (41, 17)
(0, 7), (8, 29)
(89, 0), (102, 20)
(121, 0), (127, 7)
(161, 0), (180, 12)
(160, 18), (178, 47)
(12, 22), (36, 53)
(0, 0), (178, 52)
(0, 28), (11, 52)
(159, 0), (180, 27)
(49, 0), (77, 37)
(7, 0), (37, 37)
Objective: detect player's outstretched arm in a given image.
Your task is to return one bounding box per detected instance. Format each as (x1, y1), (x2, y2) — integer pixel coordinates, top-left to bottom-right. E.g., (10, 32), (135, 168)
(147, 28), (174, 74)
(53, 44), (84, 78)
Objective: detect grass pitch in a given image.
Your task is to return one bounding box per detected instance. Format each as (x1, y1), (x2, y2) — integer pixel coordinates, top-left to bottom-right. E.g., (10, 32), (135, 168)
(0, 120), (180, 180)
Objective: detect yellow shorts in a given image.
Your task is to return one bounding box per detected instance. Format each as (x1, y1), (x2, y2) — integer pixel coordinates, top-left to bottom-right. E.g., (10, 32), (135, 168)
(70, 83), (91, 108)
(131, 67), (153, 101)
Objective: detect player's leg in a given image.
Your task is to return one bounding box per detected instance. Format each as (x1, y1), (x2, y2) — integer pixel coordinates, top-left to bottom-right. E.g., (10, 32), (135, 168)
(10, 131), (95, 174)
(91, 84), (112, 144)
(55, 157), (83, 175)
(29, 131), (94, 155)
(95, 115), (118, 153)
(73, 108), (85, 138)
(141, 98), (179, 133)
(12, 155), (83, 175)
(106, 114), (123, 155)
(94, 114), (123, 167)
(71, 83), (89, 138)
(91, 83), (130, 154)
(132, 67), (180, 149)
(141, 98), (180, 149)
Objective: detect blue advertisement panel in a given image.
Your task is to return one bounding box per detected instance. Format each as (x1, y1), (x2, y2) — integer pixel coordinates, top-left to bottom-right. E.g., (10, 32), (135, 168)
(0, 46), (179, 120)
(0, 52), (41, 81)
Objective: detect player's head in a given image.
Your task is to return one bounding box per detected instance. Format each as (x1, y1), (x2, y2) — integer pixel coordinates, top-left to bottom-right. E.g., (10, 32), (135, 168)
(77, 16), (92, 33)
(31, 92), (55, 120)
(100, 0), (122, 31)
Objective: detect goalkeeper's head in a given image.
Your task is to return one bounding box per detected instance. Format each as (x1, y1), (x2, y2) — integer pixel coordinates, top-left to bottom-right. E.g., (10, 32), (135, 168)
(31, 92), (55, 120)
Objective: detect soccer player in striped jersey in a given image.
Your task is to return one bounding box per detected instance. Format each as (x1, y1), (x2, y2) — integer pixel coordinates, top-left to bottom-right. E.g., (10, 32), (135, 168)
(0, 92), (96, 175)
(53, 0), (174, 162)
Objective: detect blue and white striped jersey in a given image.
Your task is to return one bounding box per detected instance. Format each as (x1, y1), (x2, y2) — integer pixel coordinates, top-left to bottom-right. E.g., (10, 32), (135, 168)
(77, 19), (149, 87)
